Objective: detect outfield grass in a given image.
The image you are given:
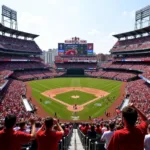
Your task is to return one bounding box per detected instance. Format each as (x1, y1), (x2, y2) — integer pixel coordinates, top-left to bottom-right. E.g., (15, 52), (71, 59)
(55, 90), (96, 105)
(28, 78), (122, 120)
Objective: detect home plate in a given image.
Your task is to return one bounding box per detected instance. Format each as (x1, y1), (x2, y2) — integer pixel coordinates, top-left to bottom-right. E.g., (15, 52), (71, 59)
(94, 103), (102, 107)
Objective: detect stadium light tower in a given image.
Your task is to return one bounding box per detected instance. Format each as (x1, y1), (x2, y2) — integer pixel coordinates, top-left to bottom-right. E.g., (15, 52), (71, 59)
(1, 5), (18, 30)
(135, 5), (150, 29)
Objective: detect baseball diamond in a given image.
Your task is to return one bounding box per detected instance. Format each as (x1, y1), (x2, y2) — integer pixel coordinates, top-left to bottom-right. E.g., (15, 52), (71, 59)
(27, 78), (123, 120)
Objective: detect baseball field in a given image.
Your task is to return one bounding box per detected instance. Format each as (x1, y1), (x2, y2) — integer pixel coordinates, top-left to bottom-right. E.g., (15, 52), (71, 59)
(27, 78), (123, 120)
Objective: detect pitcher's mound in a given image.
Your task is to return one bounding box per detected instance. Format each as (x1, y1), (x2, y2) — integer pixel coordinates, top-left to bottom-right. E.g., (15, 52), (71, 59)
(71, 95), (80, 99)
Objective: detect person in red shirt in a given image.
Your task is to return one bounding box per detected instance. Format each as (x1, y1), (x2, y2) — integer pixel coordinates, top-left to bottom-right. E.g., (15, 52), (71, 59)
(36, 117), (64, 150)
(82, 123), (90, 135)
(108, 103), (148, 150)
(95, 124), (102, 134)
(0, 114), (36, 150)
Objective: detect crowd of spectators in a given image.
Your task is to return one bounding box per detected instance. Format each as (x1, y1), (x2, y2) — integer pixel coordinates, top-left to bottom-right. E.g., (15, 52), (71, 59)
(111, 35), (150, 52)
(79, 103), (149, 150)
(0, 115), (73, 150)
(0, 80), (37, 122)
(101, 62), (150, 72)
(126, 79), (150, 117)
(0, 55), (42, 62)
(0, 80), (7, 87)
(0, 70), (13, 79)
(0, 70), (13, 90)
(142, 71), (150, 80)
(12, 70), (64, 81)
(114, 55), (150, 61)
(0, 35), (42, 53)
(0, 62), (48, 71)
(86, 70), (137, 81)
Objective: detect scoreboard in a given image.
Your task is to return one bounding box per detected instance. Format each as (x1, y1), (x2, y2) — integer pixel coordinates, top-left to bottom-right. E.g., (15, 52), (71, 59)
(58, 37), (94, 56)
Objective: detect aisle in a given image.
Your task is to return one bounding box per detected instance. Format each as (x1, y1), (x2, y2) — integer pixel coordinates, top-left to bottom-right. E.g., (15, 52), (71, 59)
(68, 129), (84, 150)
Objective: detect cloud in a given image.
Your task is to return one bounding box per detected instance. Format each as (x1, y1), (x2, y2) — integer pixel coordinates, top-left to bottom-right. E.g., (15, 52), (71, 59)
(130, 10), (135, 18)
(88, 29), (100, 36)
(122, 10), (135, 18)
(19, 12), (45, 26)
(123, 11), (127, 16)
(68, 6), (79, 16)
(47, 0), (57, 5)
(19, 12), (48, 33)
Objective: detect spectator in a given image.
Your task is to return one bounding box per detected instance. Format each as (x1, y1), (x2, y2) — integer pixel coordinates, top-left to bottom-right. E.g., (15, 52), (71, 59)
(36, 117), (64, 150)
(102, 124), (107, 133)
(144, 124), (150, 150)
(101, 121), (115, 150)
(95, 124), (102, 134)
(61, 124), (69, 136)
(108, 103), (148, 150)
(19, 120), (30, 134)
(82, 123), (90, 135)
(87, 125), (96, 139)
(0, 114), (36, 150)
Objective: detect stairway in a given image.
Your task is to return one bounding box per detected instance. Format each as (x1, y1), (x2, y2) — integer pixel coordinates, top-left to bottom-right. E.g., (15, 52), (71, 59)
(68, 129), (84, 150)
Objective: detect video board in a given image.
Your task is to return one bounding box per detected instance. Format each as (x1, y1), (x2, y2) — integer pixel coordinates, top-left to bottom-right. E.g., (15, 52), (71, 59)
(58, 43), (94, 56)
(58, 43), (65, 56)
(87, 43), (93, 55)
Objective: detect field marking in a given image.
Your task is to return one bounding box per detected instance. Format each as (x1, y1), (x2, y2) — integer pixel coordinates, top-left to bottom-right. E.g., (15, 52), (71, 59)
(41, 87), (109, 112)
(109, 84), (121, 92)
(29, 78), (122, 118)
(85, 79), (120, 90)
(32, 87), (41, 93)
(91, 83), (121, 117)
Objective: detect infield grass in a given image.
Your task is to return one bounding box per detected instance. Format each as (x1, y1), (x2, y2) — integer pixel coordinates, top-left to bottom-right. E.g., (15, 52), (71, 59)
(55, 90), (96, 105)
(28, 78), (122, 120)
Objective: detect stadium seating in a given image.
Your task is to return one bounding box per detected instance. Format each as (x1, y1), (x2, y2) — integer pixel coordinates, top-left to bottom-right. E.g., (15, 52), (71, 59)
(0, 35), (42, 53)
(0, 55), (42, 61)
(86, 70), (137, 81)
(111, 36), (150, 52)
(0, 62), (47, 70)
(126, 79), (150, 116)
(12, 70), (64, 81)
(101, 62), (150, 72)
(0, 80), (35, 121)
(0, 70), (13, 79)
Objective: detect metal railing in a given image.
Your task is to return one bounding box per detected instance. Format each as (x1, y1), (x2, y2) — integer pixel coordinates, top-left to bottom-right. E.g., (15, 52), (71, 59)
(77, 128), (105, 150)
(58, 128), (73, 150)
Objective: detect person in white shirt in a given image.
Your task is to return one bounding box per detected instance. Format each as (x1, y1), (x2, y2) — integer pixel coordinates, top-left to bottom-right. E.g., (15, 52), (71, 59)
(101, 124), (107, 133)
(144, 124), (150, 150)
(101, 122), (115, 150)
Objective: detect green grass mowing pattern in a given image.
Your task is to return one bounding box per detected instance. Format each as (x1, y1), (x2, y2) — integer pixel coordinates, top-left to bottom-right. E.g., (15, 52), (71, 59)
(28, 78), (122, 120)
(54, 90), (96, 105)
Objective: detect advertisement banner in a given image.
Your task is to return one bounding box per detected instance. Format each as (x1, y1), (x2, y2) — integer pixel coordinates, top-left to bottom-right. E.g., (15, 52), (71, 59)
(80, 40), (87, 44)
(58, 43), (64, 50)
(58, 43), (65, 55)
(65, 40), (72, 44)
(87, 43), (93, 50)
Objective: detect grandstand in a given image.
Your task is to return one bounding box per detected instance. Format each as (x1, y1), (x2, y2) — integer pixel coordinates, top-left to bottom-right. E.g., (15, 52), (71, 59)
(0, 4), (150, 150)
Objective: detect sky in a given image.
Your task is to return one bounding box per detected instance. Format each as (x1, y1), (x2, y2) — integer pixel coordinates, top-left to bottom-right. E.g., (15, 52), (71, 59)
(0, 0), (150, 54)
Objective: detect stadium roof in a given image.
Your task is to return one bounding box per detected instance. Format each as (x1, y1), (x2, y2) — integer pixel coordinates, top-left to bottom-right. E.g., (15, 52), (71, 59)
(0, 23), (39, 39)
(113, 26), (150, 39)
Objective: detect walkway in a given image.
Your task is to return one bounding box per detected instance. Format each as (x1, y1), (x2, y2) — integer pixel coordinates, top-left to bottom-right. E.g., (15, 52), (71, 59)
(68, 129), (84, 150)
